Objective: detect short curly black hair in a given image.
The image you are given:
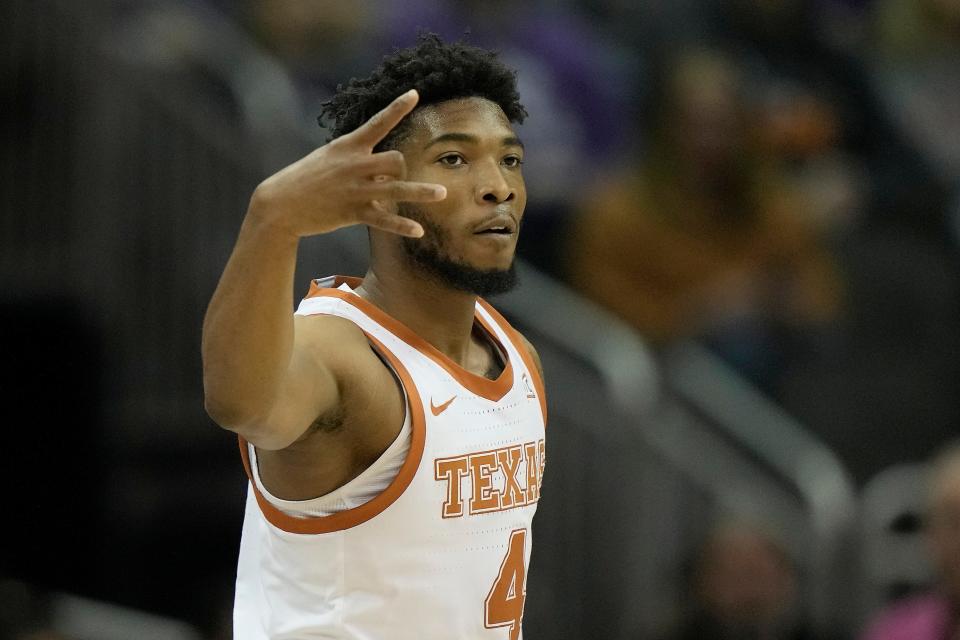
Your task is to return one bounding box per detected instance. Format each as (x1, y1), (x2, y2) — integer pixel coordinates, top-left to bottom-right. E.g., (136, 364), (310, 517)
(318, 34), (527, 152)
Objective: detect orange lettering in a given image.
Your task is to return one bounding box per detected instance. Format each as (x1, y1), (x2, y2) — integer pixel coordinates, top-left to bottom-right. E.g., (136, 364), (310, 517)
(485, 529), (527, 639)
(437, 441), (545, 518)
(470, 452), (500, 513)
(435, 456), (470, 518)
(497, 446), (526, 509)
(538, 440), (546, 494)
(525, 442), (539, 502)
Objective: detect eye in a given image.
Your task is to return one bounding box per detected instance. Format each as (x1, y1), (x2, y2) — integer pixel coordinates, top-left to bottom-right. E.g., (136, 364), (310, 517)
(502, 155), (524, 168)
(438, 153), (465, 166)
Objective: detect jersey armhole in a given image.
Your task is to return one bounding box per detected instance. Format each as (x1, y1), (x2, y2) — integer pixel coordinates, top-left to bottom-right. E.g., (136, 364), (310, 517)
(237, 332), (427, 535)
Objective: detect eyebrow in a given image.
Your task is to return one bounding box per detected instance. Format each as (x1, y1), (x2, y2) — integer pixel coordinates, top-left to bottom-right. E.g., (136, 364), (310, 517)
(423, 133), (525, 150)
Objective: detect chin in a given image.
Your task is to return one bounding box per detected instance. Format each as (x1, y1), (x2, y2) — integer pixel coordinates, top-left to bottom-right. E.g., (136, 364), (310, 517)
(467, 245), (518, 269)
(473, 257), (515, 272)
(402, 234), (519, 296)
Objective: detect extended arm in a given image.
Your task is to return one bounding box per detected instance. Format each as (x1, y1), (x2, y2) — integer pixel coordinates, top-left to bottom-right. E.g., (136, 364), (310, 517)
(201, 90), (445, 450)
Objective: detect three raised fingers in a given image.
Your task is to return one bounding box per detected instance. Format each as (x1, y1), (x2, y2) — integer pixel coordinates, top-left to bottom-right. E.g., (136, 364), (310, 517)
(343, 89), (419, 150)
(328, 89), (447, 238)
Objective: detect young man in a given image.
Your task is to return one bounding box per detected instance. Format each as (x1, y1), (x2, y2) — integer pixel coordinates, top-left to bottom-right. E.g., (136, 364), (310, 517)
(202, 36), (546, 639)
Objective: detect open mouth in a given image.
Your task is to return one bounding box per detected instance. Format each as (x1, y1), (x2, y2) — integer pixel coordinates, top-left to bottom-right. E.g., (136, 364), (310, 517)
(475, 226), (513, 235)
(473, 214), (517, 236)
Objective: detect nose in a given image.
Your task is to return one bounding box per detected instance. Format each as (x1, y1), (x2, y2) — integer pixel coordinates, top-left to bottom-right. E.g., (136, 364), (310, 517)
(475, 160), (516, 204)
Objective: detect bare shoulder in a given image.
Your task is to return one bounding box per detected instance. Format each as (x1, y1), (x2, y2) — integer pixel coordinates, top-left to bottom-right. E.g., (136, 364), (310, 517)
(251, 313), (400, 452)
(293, 312), (373, 362)
(292, 312), (400, 402)
(257, 312), (406, 498)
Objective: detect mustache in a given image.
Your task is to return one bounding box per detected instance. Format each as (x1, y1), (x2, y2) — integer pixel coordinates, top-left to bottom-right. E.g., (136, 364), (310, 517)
(396, 203), (518, 297)
(397, 203), (524, 238)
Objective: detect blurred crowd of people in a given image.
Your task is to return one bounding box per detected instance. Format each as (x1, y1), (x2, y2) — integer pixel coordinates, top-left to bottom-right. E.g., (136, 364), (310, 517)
(3, 0), (958, 638)
(193, 0), (960, 482)
(663, 440), (960, 640)
(207, 1), (959, 637)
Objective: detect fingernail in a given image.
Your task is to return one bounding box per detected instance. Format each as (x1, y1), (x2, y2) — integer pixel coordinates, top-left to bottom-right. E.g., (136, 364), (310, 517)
(405, 89), (418, 100)
(434, 186), (446, 198)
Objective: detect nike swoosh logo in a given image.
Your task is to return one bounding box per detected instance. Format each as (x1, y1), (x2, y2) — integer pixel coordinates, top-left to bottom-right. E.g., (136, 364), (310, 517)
(430, 395), (456, 416)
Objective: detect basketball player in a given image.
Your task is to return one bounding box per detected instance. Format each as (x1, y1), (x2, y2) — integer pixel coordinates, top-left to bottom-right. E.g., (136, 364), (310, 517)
(202, 36), (546, 639)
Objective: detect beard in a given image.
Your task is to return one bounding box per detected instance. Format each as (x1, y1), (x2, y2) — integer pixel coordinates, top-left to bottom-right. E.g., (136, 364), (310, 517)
(398, 203), (518, 297)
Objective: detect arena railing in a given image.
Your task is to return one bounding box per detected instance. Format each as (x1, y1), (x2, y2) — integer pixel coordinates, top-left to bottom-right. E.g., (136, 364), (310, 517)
(497, 263), (859, 634)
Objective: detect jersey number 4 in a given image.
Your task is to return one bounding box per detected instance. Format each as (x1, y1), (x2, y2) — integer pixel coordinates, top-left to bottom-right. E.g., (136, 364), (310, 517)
(484, 529), (527, 640)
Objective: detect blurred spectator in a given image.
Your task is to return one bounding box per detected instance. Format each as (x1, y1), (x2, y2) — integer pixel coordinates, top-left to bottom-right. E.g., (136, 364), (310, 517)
(710, 0), (946, 237)
(773, 0), (960, 476)
(664, 519), (823, 640)
(716, 0), (873, 240)
(705, 0), (960, 483)
(565, 48), (843, 388)
(859, 441), (960, 640)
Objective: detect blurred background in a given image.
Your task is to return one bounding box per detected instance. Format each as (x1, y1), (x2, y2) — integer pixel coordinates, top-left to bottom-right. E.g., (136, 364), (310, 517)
(2, 0), (959, 638)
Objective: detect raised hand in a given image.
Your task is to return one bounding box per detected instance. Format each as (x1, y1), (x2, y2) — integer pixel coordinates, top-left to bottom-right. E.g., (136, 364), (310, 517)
(250, 89), (445, 238)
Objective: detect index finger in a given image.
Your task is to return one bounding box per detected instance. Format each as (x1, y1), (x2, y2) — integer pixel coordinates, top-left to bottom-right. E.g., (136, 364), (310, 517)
(343, 89), (419, 150)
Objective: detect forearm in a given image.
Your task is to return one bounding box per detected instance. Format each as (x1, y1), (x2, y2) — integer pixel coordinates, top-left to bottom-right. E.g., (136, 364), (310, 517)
(202, 195), (301, 429)
(202, 89), (441, 431)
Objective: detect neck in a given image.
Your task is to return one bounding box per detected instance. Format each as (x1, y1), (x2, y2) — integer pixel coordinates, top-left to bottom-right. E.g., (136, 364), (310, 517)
(355, 264), (479, 367)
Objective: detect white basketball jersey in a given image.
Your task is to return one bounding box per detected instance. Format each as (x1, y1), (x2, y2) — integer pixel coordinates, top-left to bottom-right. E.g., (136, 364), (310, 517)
(233, 276), (547, 640)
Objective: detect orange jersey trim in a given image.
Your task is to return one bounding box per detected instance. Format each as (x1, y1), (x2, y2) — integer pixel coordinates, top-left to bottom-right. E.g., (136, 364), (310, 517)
(477, 299), (547, 426)
(304, 276), (514, 402)
(238, 332), (426, 535)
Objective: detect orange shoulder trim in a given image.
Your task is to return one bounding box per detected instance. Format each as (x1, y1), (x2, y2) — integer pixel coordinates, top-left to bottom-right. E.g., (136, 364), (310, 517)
(303, 276), (514, 402)
(477, 299), (547, 427)
(238, 331), (426, 535)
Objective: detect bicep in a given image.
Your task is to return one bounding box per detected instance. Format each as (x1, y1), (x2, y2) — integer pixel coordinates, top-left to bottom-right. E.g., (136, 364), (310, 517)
(247, 315), (348, 450)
